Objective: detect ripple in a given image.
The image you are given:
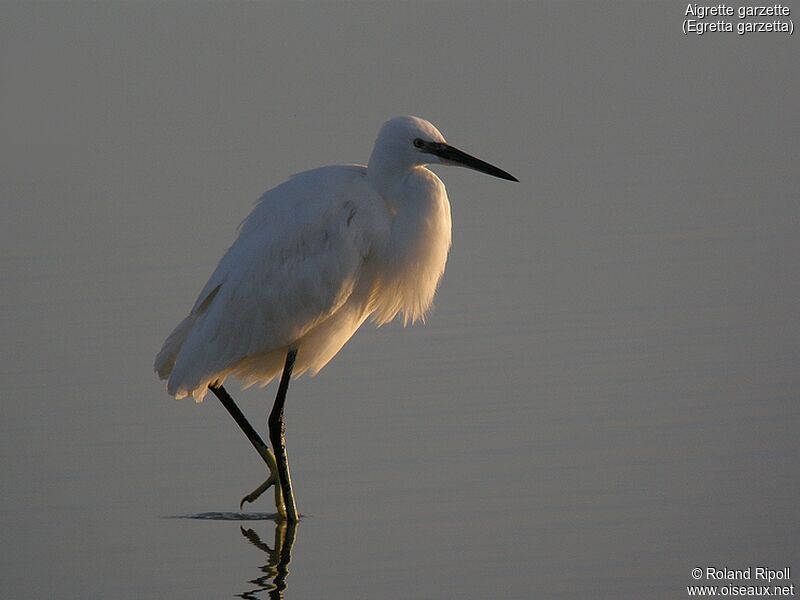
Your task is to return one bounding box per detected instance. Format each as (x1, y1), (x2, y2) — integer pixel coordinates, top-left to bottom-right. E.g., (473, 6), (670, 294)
(164, 511), (279, 521)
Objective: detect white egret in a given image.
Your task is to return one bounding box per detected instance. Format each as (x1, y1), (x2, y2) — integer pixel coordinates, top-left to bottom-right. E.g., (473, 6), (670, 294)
(155, 116), (517, 521)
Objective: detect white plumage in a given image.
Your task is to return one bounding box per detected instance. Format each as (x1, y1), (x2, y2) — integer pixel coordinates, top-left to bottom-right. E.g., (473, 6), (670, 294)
(155, 115), (516, 519)
(156, 116), (455, 401)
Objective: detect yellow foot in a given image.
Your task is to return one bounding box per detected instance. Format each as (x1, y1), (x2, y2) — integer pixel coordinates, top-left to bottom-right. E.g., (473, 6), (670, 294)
(239, 474), (286, 518)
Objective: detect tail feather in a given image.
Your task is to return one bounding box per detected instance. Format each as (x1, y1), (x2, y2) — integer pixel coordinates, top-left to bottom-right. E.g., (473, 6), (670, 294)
(154, 313), (198, 381)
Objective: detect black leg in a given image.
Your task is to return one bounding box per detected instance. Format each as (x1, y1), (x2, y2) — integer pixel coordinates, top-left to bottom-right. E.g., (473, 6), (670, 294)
(209, 383), (283, 514)
(209, 383), (270, 458)
(268, 349), (299, 521)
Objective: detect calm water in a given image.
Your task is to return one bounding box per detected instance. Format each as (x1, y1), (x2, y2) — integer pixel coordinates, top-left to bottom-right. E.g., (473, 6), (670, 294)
(2, 2), (798, 598)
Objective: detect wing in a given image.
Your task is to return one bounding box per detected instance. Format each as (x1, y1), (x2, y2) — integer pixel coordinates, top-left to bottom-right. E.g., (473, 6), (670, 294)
(159, 165), (387, 399)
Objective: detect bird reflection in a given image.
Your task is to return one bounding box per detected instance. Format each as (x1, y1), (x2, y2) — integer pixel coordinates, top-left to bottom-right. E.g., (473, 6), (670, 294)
(237, 520), (297, 599)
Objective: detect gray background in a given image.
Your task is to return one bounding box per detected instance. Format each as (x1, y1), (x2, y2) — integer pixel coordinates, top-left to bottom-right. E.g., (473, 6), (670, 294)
(1, 2), (797, 599)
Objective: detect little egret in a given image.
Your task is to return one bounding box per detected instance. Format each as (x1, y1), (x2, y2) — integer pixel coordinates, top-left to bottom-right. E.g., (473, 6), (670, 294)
(155, 116), (517, 520)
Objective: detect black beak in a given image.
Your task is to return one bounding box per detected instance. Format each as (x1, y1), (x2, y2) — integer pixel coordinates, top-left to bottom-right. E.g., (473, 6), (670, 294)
(427, 142), (518, 182)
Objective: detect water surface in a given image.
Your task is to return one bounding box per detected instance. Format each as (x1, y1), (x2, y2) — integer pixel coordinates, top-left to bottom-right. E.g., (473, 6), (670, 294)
(1, 2), (797, 598)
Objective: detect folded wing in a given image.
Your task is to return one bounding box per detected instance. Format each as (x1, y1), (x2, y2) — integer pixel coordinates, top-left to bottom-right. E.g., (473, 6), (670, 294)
(155, 165), (386, 400)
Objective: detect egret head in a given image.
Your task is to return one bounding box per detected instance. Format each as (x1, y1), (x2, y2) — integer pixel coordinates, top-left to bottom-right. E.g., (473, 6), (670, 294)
(369, 115), (518, 183)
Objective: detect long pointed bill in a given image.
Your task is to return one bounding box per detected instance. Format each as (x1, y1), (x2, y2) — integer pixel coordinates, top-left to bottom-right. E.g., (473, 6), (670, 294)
(428, 142), (518, 182)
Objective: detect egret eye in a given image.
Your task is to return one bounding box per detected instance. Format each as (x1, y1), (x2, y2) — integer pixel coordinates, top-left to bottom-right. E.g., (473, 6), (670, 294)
(413, 138), (425, 149)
